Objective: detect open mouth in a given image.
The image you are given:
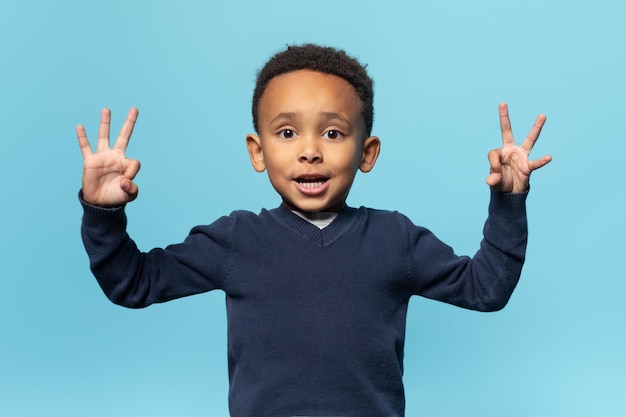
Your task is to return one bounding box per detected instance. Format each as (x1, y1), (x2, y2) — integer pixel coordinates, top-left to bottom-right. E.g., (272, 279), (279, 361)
(295, 177), (328, 189)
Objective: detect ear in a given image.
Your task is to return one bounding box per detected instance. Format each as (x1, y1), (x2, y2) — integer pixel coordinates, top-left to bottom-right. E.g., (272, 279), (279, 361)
(359, 136), (380, 173)
(246, 133), (266, 172)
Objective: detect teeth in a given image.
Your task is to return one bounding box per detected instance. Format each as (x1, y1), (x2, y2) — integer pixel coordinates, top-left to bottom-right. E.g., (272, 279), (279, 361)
(300, 181), (324, 188)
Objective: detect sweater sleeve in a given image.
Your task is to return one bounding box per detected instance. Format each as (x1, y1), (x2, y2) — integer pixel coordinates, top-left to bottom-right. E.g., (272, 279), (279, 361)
(407, 190), (528, 311)
(79, 193), (232, 308)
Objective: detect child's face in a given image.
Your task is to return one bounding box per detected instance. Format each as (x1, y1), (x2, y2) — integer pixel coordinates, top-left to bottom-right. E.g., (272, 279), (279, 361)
(247, 70), (380, 214)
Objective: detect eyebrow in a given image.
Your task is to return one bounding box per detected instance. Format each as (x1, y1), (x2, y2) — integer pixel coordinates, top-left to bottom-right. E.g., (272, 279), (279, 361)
(270, 112), (353, 127)
(270, 112), (298, 125)
(320, 112), (352, 127)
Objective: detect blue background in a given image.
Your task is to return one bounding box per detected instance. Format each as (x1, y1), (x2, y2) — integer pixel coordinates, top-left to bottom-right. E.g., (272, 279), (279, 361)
(1, 0), (624, 415)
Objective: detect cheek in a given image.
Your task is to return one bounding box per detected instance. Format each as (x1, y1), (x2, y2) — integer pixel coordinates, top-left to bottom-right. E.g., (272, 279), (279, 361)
(262, 152), (290, 176)
(341, 144), (364, 170)
(327, 154), (361, 177)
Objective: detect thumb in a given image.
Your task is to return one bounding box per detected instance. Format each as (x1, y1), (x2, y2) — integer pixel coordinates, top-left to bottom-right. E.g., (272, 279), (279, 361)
(120, 178), (139, 202)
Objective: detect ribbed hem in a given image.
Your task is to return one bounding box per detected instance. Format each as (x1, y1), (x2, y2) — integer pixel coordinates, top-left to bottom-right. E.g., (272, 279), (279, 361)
(488, 189), (528, 219)
(78, 190), (127, 230)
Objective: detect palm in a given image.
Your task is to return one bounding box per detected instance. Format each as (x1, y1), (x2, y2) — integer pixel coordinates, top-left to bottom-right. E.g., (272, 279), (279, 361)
(487, 103), (552, 193)
(77, 108), (141, 207)
(494, 144), (533, 193)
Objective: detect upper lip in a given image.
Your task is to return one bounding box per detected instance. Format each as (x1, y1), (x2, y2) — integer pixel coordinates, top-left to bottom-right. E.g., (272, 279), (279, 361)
(294, 173), (329, 182)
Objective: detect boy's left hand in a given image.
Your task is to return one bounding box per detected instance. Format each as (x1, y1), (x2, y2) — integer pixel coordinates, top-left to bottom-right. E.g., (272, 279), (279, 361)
(486, 102), (552, 193)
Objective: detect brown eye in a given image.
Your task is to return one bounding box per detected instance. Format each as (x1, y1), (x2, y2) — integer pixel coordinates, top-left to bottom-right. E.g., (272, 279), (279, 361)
(279, 129), (296, 139)
(323, 130), (343, 140)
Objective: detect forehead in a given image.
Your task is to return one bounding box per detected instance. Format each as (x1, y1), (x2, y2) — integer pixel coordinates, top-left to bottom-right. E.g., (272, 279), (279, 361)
(258, 70), (363, 121)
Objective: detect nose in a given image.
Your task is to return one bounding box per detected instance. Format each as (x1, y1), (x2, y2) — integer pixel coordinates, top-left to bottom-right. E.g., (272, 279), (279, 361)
(298, 135), (322, 163)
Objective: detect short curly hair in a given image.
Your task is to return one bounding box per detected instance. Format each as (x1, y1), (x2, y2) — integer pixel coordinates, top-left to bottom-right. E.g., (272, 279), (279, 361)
(252, 44), (374, 136)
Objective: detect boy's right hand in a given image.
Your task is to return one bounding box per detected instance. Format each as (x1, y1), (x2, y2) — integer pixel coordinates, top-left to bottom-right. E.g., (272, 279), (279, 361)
(76, 108), (141, 207)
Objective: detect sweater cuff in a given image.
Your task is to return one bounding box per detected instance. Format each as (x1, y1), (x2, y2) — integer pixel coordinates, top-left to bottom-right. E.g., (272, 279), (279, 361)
(488, 189), (528, 219)
(78, 190), (127, 229)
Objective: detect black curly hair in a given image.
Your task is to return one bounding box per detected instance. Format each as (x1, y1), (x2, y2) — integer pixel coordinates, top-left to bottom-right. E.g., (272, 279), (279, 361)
(252, 44), (374, 136)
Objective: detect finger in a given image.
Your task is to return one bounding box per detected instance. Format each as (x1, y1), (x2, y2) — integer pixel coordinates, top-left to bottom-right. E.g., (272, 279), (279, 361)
(487, 148), (502, 173)
(113, 107), (139, 152)
(520, 113), (547, 152)
(528, 154), (553, 172)
(97, 108), (112, 152)
(124, 158), (141, 181)
(486, 172), (503, 188)
(486, 149), (503, 187)
(76, 124), (93, 158)
(499, 102), (515, 146)
(120, 179), (139, 202)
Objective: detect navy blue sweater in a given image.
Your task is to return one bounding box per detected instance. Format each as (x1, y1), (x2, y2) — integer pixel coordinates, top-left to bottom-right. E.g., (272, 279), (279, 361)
(81, 190), (528, 417)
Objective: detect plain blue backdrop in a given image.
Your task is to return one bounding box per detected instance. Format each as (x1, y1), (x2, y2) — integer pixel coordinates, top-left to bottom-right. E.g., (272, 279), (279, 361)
(1, 0), (624, 416)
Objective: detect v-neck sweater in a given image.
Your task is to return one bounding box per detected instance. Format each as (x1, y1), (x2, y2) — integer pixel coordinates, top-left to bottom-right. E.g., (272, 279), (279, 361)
(80, 190), (529, 417)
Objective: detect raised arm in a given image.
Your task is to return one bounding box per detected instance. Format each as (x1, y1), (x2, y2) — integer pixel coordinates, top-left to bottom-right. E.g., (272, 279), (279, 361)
(76, 108), (141, 207)
(486, 103), (552, 193)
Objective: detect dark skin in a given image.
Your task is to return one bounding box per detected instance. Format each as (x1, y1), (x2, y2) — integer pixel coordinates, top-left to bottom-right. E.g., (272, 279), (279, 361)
(76, 103), (551, 207)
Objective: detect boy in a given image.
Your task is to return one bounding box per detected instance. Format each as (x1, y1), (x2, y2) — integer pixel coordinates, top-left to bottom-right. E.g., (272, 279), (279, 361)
(77, 44), (551, 417)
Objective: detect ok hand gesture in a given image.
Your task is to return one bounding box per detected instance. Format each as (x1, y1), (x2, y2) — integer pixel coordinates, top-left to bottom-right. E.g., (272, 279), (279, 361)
(76, 108), (141, 207)
(486, 103), (552, 193)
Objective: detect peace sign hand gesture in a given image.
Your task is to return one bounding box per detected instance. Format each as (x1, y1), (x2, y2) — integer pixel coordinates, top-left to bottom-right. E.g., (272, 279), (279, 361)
(486, 103), (552, 194)
(76, 108), (141, 207)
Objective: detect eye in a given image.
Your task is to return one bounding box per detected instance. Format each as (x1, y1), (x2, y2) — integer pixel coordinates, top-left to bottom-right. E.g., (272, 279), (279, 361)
(322, 130), (343, 140)
(278, 129), (297, 139)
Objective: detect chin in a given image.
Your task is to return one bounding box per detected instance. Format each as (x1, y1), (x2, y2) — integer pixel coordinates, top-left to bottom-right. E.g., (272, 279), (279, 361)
(298, 202), (345, 214)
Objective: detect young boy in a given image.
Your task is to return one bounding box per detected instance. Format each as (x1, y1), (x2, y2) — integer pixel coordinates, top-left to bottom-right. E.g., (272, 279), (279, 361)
(77, 44), (551, 417)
